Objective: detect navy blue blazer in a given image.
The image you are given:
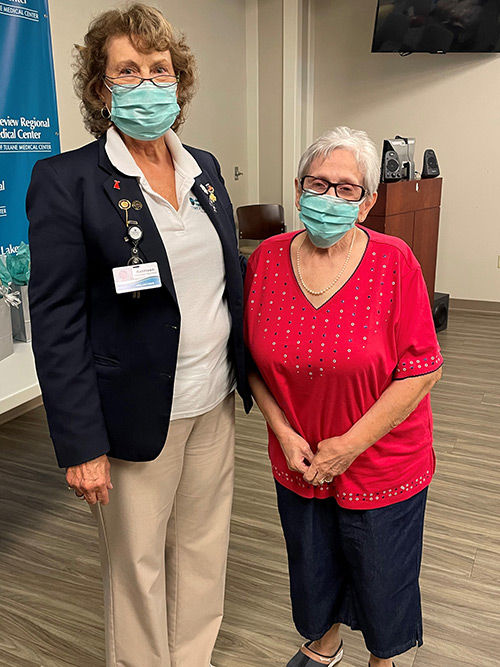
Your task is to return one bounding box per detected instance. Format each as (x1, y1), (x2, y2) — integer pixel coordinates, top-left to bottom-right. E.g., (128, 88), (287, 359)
(27, 134), (252, 468)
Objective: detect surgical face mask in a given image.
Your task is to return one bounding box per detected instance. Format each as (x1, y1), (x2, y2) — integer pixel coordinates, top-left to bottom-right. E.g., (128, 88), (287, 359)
(298, 192), (359, 248)
(109, 81), (180, 141)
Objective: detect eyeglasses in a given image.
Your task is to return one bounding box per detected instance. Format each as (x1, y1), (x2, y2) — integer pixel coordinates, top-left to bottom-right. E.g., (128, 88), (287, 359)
(300, 176), (366, 202)
(104, 73), (179, 89)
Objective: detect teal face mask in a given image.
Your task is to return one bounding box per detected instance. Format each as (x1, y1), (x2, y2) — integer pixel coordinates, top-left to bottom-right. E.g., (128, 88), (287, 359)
(110, 82), (180, 141)
(298, 192), (359, 248)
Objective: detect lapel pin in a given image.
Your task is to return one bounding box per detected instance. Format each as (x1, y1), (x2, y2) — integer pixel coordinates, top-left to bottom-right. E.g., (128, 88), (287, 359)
(200, 183), (218, 213)
(132, 200), (143, 210)
(118, 199), (131, 210)
(114, 180), (121, 190)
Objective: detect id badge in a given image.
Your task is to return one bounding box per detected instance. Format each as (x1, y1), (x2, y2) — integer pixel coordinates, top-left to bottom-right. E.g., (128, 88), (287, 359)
(112, 262), (162, 294)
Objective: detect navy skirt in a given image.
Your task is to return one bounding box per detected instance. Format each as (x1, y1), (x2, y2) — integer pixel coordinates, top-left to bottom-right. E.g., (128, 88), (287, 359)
(275, 482), (428, 659)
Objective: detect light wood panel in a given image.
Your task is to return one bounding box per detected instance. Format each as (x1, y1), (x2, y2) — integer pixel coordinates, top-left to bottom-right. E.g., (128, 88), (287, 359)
(0, 307), (498, 667)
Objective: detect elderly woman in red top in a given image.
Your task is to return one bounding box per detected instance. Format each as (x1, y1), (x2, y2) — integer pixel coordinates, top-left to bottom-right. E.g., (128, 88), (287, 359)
(244, 127), (442, 667)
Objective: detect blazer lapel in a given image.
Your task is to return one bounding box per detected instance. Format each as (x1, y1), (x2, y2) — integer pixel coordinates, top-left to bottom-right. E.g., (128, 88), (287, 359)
(98, 141), (177, 303)
(191, 174), (236, 267)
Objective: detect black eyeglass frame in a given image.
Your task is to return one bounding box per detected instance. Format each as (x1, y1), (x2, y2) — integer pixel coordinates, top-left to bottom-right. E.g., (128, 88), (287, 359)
(104, 73), (180, 89)
(300, 176), (366, 202)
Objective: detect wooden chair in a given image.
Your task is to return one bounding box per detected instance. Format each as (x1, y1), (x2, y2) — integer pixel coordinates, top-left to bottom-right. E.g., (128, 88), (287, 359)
(236, 204), (286, 256)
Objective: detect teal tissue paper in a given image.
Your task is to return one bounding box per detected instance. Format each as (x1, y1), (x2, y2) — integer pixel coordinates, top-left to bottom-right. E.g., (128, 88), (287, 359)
(6, 242), (30, 286)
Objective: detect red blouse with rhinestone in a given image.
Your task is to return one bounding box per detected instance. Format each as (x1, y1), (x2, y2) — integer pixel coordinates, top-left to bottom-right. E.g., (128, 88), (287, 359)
(244, 227), (443, 509)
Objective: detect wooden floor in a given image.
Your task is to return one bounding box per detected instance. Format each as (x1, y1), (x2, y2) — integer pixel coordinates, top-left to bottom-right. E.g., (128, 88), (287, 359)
(0, 308), (499, 667)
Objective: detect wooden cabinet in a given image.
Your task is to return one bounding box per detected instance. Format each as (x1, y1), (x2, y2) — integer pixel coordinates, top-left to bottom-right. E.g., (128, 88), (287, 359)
(363, 178), (442, 302)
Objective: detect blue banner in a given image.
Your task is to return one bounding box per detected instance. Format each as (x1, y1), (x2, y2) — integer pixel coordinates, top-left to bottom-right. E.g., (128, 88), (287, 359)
(0, 0), (60, 256)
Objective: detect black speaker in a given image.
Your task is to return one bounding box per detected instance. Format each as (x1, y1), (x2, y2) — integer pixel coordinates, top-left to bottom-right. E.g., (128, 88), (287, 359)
(433, 292), (449, 332)
(422, 149), (440, 178)
(381, 150), (402, 182)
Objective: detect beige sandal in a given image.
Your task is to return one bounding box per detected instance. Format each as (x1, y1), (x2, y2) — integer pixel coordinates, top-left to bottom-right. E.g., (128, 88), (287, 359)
(286, 640), (344, 666)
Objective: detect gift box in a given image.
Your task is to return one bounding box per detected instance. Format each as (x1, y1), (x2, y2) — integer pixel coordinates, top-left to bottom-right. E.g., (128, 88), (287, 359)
(10, 282), (31, 342)
(0, 296), (14, 362)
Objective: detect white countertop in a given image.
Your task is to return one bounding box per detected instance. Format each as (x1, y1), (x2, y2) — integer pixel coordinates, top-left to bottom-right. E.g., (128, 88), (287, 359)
(0, 342), (41, 415)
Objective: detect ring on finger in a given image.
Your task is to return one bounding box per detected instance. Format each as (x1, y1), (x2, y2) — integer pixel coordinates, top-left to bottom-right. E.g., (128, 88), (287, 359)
(74, 491), (86, 499)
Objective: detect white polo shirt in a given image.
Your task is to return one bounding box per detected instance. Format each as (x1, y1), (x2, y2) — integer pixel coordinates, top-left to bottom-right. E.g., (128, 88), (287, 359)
(105, 127), (235, 419)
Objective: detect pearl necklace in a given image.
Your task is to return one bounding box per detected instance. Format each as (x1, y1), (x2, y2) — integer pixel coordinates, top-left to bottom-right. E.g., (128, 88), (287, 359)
(296, 228), (357, 296)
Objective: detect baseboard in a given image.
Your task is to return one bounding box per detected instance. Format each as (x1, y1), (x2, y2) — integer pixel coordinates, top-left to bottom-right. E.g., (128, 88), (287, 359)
(450, 298), (500, 314)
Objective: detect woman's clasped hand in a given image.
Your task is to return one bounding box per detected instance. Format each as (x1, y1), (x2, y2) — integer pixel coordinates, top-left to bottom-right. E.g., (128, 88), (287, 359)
(277, 427), (360, 485)
(303, 435), (362, 486)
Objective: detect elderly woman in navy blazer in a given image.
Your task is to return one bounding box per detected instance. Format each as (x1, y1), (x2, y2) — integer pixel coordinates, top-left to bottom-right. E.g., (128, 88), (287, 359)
(26, 4), (250, 666)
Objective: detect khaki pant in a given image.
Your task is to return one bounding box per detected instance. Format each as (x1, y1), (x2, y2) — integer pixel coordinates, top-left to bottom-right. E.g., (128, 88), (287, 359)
(91, 392), (235, 667)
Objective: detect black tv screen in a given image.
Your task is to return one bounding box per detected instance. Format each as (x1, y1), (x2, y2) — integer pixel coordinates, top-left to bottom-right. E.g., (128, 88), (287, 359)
(372, 0), (500, 53)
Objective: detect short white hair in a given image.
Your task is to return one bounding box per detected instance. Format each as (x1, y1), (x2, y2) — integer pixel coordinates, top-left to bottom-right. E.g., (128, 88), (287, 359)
(297, 126), (380, 195)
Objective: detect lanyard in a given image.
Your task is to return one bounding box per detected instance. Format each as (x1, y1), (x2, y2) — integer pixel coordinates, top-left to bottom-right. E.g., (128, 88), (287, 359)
(118, 198), (145, 299)
(118, 199), (144, 265)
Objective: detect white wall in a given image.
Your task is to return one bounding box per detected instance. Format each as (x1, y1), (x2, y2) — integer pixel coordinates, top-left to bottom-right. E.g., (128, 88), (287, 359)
(47, 0), (249, 208)
(313, 0), (500, 303)
(251, 0), (312, 227)
(257, 0), (283, 204)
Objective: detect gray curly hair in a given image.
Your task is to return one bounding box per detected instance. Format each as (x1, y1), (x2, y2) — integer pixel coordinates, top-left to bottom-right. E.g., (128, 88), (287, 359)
(297, 126), (380, 195)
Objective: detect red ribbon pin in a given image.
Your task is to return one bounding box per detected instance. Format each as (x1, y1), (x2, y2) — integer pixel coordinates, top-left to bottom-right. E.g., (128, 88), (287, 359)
(114, 180), (121, 190)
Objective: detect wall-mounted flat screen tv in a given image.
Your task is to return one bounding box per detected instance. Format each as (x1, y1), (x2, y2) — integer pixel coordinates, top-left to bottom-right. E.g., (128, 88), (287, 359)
(372, 0), (500, 53)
